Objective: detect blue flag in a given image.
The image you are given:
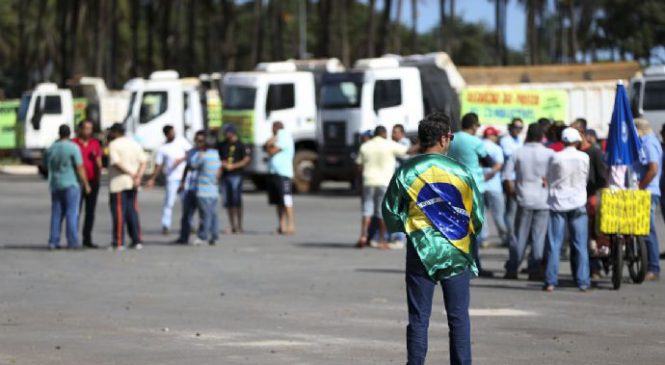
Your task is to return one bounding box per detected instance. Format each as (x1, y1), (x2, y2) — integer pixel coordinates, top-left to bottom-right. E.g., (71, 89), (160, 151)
(605, 83), (645, 166)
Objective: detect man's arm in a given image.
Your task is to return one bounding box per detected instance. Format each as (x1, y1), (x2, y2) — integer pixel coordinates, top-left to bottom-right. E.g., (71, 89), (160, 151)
(639, 162), (659, 190)
(134, 161), (147, 188)
(485, 162), (502, 181)
(76, 164), (91, 194)
(382, 175), (405, 233)
(502, 154), (516, 197)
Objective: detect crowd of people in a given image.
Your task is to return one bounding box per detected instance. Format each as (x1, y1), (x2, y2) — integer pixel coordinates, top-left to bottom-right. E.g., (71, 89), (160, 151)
(43, 120), (296, 250)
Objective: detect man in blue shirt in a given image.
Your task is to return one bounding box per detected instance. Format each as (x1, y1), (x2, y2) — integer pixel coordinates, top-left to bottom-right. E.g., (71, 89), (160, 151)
(480, 127), (509, 248)
(499, 118), (524, 254)
(44, 124), (91, 249)
(191, 133), (222, 246)
(448, 113), (498, 277)
(176, 131), (204, 244)
(264, 121), (296, 234)
(635, 118), (662, 281)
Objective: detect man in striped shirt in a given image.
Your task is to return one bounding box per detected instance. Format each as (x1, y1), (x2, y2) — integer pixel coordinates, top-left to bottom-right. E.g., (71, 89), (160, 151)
(191, 133), (222, 246)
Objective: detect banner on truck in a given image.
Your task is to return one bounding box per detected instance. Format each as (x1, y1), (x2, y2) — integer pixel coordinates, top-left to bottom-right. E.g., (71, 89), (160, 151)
(221, 110), (254, 144)
(461, 88), (568, 125)
(0, 100), (19, 149)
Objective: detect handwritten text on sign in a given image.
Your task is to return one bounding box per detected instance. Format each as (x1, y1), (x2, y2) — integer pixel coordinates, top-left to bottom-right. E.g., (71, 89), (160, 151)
(461, 88), (568, 125)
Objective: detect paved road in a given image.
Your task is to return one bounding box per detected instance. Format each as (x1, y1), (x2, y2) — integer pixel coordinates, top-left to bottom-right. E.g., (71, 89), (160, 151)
(0, 175), (664, 365)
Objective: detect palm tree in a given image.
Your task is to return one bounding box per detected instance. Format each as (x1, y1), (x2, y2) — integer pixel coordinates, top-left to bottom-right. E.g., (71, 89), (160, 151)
(410, 0), (418, 53)
(340, 0), (351, 65)
(251, 0), (264, 65)
(392, 0), (403, 53)
(439, 0), (446, 51)
(520, 0), (547, 64)
(376, 0), (393, 55)
(493, 0), (508, 65)
(367, 0), (376, 57)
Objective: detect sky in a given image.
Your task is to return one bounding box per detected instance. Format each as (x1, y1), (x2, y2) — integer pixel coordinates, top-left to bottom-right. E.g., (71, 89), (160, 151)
(398, 0), (527, 50)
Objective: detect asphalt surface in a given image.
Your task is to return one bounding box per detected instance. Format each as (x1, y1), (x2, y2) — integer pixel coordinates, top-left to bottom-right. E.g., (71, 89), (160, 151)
(0, 174), (664, 365)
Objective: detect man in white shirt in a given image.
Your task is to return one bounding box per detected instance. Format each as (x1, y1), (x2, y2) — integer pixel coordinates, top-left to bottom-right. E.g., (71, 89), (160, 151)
(544, 127), (590, 292)
(146, 125), (192, 235)
(356, 125), (408, 249)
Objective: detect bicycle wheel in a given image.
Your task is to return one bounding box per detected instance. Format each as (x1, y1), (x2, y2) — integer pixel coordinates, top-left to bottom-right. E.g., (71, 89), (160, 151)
(611, 235), (624, 290)
(626, 235), (648, 284)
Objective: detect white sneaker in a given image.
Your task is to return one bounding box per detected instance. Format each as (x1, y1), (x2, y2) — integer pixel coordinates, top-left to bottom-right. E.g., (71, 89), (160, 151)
(191, 238), (205, 246)
(388, 240), (405, 250)
(130, 243), (143, 250)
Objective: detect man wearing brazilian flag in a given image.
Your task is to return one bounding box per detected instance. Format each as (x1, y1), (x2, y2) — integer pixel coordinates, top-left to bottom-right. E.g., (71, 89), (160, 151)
(383, 112), (483, 365)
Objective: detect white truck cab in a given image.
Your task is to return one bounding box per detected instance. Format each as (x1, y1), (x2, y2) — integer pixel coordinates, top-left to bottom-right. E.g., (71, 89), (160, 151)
(123, 70), (204, 153)
(69, 76), (130, 133)
(631, 66), (665, 133)
(17, 83), (74, 163)
(317, 53), (464, 187)
(222, 59), (344, 192)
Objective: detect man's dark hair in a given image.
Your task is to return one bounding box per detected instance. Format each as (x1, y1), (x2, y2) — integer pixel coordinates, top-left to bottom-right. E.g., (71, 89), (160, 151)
(509, 118), (524, 128)
(162, 125), (174, 135)
(78, 119), (93, 130)
(393, 124), (405, 133)
(58, 124), (71, 138)
(537, 118), (551, 127)
(525, 123), (544, 143)
(418, 112), (452, 149)
(195, 130), (206, 138)
(109, 123), (125, 134)
(461, 113), (479, 130)
(573, 118), (587, 130)
(374, 125), (387, 137)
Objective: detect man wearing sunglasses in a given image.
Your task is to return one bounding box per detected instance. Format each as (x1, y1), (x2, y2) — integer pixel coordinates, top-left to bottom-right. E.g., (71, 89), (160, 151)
(500, 117), (524, 254)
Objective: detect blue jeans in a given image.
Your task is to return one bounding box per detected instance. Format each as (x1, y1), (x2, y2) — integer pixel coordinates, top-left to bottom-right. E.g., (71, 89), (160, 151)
(197, 196), (219, 241)
(505, 194), (518, 243)
(545, 207), (590, 288)
(49, 186), (81, 248)
(647, 195), (661, 273)
(406, 242), (471, 365)
(221, 174), (244, 208)
(178, 190), (198, 242)
(505, 207), (549, 275)
(479, 190), (510, 246)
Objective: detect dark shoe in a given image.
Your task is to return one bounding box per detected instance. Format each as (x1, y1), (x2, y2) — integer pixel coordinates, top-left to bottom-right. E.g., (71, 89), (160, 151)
(162, 227), (169, 235)
(172, 239), (188, 245)
(503, 271), (518, 280)
(209, 240), (217, 246)
(645, 272), (660, 281)
(543, 285), (554, 292)
(478, 270), (495, 278)
(660, 252), (665, 259)
(129, 243), (143, 250)
(578, 286), (589, 292)
(528, 272), (544, 282)
(48, 245), (61, 250)
(83, 242), (99, 249)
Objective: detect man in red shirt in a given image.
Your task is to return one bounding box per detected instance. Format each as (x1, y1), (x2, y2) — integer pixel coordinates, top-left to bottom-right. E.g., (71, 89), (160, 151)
(73, 120), (103, 248)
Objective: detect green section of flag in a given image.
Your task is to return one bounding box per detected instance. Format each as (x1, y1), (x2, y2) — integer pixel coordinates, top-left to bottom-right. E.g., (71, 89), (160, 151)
(0, 100), (20, 149)
(382, 153), (484, 280)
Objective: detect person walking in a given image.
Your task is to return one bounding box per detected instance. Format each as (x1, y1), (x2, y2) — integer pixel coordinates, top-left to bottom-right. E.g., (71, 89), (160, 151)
(107, 123), (147, 250)
(356, 125), (409, 249)
(500, 118), (524, 250)
(264, 122), (296, 235)
(448, 113), (498, 277)
(392, 124), (412, 167)
(503, 124), (554, 280)
(72, 120), (102, 248)
(191, 134), (222, 246)
(218, 124), (251, 234)
(145, 125), (191, 235)
(383, 112), (483, 365)
(479, 126), (509, 248)
(544, 127), (591, 291)
(175, 131), (205, 244)
(45, 124), (92, 249)
(634, 118), (662, 281)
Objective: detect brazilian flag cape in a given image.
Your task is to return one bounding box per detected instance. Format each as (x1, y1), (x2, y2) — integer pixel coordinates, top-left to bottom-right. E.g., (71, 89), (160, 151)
(382, 153), (484, 281)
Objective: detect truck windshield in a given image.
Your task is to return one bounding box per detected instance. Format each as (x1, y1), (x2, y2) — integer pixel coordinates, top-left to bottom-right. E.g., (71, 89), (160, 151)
(643, 80), (665, 111)
(223, 85), (256, 110)
(17, 94), (31, 122)
(321, 81), (362, 109)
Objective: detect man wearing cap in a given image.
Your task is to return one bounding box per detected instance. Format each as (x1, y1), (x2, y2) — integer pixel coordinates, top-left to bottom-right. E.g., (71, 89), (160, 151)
(544, 127), (591, 291)
(145, 125), (191, 235)
(480, 127), (509, 248)
(634, 118), (662, 281)
(503, 124), (554, 280)
(107, 123), (147, 250)
(218, 124), (251, 234)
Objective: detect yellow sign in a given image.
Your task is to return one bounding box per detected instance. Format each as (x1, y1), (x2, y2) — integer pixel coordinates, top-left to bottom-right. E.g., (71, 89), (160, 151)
(461, 88), (568, 125)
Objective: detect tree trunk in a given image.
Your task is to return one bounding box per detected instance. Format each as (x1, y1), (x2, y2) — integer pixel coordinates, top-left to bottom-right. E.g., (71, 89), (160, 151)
(251, 0), (264, 65)
(448, 0), (455, 53)
(108, 0), (118, 88)
(376, 0), (392, 55)
(271, 0), (285, 60)
(340, 0), (351, 66)
(567, 0), (577, 63)
(161, 0), (172, 69)
(495, 0), (507, 65)
(146, 1), (155, 74)
(439, 0), (445, 51)
(367, 0), (376, 57)
(410, 0), (418, 53)
(18, 0), (31, 90)
(221, 0), (236, 70)
(392, 0), (402, 54)
(68, 0), (80, 76)
(317, 0), (331, 57)
(94, 0), (105, 76)
(187, 0), (197, 75)
(58, 0), (68, 85)
(526, 0), (537, 64)
(131, 0), (140, 76)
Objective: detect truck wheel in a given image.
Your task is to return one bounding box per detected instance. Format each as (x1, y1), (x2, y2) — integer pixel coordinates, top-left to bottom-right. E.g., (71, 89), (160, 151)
(293, 150), (319, 193)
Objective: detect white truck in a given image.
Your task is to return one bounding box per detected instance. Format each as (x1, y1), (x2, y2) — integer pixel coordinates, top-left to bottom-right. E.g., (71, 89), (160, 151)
(221, 59), (344, 192)
(630, 65), (665, 133)
(16, 83), (75, 163)
(461, 81), (617, 138)
(123, 70), (206, 153)
(316, 52), (464, 187)
(69, 76), (130, 133)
